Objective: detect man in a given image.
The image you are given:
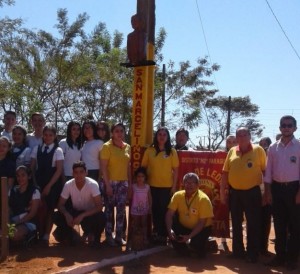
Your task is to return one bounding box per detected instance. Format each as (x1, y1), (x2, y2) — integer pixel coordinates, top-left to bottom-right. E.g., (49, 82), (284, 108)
(1, 110), (16, 141)
(264, 115), (300, 270)
(174, 128), (192, 151)
(220, 127), (266, 263)
(53, 161), (105, 247)
(27, 112), (46, 151)
(166, 172), (213, 257)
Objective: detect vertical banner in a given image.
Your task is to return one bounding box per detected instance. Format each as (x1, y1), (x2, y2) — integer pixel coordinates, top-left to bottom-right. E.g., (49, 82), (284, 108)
(178, 151), (230, 238)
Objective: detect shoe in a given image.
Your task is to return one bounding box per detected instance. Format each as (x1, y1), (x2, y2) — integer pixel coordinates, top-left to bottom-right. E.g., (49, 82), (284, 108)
(218, 242), (229, 252)
(115, 238), (127, 246)
(105, 237), (117, 247)
(265, 256), (285, 267)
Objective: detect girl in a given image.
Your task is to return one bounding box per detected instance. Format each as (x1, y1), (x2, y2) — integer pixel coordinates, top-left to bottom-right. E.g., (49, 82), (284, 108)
(96, 121), (110, 143)
(100, 123), (131, 246)
(141, 127), (179, 245)
(30, 125), (64, 244)
(81, 120), (103, 181)
(11, 125), (31, 168)
(9, 166), (40, 243)
(128, 167), (152, 250)
(59, 121), (82, 181)
(0, 136), (15, 189)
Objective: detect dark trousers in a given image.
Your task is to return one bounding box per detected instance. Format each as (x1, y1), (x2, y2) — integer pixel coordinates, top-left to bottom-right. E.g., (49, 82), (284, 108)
(171, 215), (211, 256)
(261, 204), (272, 252)
(271, 181), (300, 262)
(230, 186), (261, 258)
(53, 207), (105, 244)
(150, 186), (171, 237)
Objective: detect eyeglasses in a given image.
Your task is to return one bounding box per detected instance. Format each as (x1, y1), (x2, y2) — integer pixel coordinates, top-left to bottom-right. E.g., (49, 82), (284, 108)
(280, 124), (294, 128)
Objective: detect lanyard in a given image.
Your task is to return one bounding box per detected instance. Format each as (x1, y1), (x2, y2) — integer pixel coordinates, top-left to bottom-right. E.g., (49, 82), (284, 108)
(185, 190), (198, 211)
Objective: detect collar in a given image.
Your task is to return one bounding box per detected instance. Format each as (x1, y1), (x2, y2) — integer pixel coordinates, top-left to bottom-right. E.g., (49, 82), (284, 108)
(236, 143), (253, 155)
(43, 143), (55, 151)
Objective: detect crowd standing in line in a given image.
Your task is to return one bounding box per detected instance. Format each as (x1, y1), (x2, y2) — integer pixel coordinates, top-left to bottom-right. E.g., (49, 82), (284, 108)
(1, 111), (300, 271)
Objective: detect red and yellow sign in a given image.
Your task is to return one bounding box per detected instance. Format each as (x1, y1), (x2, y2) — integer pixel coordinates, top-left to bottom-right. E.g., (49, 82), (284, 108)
(178, 150), (229, 238)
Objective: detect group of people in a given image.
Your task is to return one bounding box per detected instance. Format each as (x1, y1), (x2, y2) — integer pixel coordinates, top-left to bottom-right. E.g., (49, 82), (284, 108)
(1, 111), (300, 270)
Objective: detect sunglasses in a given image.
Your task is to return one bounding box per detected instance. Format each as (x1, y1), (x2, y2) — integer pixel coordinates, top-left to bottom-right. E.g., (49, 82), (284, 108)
(280, 124), (294, 128)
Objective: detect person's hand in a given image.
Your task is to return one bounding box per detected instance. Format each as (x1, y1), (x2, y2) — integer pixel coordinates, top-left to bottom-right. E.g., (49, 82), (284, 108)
(65, 213), (73, 227)
(42, 184), (51, 197)
(105, 183), (113, 196)
(168, 229), (176, 241)
(220, 193), (228, 205)
(73, 214), (84, 225)
(263, 189), (272, 205)
(177, 234), (190, 243)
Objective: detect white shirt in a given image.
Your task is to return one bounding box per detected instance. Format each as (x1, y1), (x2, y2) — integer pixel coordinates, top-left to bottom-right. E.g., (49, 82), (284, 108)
(59, 138), (81, 177)
(81, 139), (103, 170)
(61, 177), (100, 211)
(27, 133), (43, 151)
(30, 143), (64, 167)
(12, 146), (31, 167)
(1, 130), (12, 141)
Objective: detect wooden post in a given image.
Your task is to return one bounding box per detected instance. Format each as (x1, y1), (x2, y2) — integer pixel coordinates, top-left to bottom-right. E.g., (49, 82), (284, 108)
(0, 177), (9, 261)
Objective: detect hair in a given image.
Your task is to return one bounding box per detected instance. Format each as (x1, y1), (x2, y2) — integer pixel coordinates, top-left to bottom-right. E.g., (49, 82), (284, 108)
(259, 137), (272, 148)
(12, 125), (28, 146)
(42, 124), (59, 146)
(30, 112), (45, 121)
(183, 172), (200, 184)
(280, 115), (297, 127)
(66, 121), (82, 149)
(4, 110), (16, 119)
(82, 120), (99, 141)
(153, 127), (172, 156)
(97, 121), (110, 142)
(111, 122), (126, 133)
(134, 166), (148, 180)
(236, 126), (251, 136)
(72, 161), (87, 171)
(16, 165), (33, 185)
(0, 136), (12, 157)
(176, 128), (189, 139)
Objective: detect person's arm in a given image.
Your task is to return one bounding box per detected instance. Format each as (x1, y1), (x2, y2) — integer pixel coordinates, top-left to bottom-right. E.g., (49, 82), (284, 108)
(148, 186), (152, 214)
(16, 192), (40, 224)
(42, 159), (63, 197)
(171, 167), (178, 194)
(100, 159), (112, 196)
(73, 195), (103, 225)
(165, 208), (176, 241)
(220, 171), (229, 204)
(127, 161), (133, 199)
(57, 196), (73, 227)
(179, 218), (207, 243)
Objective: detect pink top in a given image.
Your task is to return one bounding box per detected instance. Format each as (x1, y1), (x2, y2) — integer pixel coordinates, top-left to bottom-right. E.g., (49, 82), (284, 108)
(130, 184), (150, 216)
(264, 137), (300, 183)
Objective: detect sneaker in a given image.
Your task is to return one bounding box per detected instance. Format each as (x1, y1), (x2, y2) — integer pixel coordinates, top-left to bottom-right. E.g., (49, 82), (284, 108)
(105, 237), (117, 247)
(115, 238), (127, 246)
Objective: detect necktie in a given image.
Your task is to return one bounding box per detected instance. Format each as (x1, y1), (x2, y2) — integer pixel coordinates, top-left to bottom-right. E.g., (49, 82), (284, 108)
(43, 146), (49, 154)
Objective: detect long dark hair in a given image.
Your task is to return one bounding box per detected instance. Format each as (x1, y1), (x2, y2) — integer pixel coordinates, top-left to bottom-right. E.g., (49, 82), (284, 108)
(97, 121), (110, 142)
(12, 125), (28, 146)
(153, 127), (172, 156)
(66, 121), (82, 149)
(16, 165), (34, 186)
(82, 120), (99, 141)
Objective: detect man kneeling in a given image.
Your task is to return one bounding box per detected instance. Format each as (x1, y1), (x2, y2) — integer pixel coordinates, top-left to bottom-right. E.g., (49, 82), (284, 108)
(166, 172), (213, 257)
(53, 161), (105, 246)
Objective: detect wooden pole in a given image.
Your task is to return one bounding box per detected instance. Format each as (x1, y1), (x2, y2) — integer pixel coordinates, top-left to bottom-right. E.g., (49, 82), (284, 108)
(1, 177), (9, 261)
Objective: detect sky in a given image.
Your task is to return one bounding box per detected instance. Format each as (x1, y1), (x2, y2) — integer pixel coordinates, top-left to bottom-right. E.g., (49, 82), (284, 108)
(2, 0), (300, 144)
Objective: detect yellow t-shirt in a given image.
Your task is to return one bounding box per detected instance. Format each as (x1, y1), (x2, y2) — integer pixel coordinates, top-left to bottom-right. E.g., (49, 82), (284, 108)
(223, 144), (266, 190)
(141, 147), (179, 188)
(168, 190), (213, 229)
(100, 139), (131, 181)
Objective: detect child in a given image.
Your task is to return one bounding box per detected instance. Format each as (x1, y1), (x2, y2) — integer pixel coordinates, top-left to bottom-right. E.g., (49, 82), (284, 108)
(0, 136), (15, 189)
(11, 125), (31, 168)
(1, 110), (17, 141)
(9, 166), (40, 244)
(27, 112), (46, 151)
(30, 125), (64, 244)
(129, 167), (152, 250)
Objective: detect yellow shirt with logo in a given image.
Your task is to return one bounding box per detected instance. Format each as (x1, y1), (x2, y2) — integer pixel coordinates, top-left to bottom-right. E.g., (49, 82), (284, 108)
(141, 147), (179, 188)
(168, 190), (213, 229)
(223, 144), (266, 190)
(100, 139), (130, 181)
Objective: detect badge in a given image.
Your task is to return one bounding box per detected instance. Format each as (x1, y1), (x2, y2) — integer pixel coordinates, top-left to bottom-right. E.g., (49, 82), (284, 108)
(247, 159), (253, 168)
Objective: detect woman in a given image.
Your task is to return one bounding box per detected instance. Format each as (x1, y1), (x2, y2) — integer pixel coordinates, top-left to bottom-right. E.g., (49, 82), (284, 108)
(30, 124), (64, 244)
(11, 125), (31, 167)
(9, 166), (40, 244)
(100, 123), (131, 246)
(59, 121), (82, 181)
(0, 136), (15, 189)
(81, 120), (103, 181)
(141, 127), (179, 244)
(96, 121), (110, 143)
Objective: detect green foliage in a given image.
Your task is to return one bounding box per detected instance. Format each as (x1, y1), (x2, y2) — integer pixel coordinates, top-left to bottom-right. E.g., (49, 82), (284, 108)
(7, 223), (16, 239)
